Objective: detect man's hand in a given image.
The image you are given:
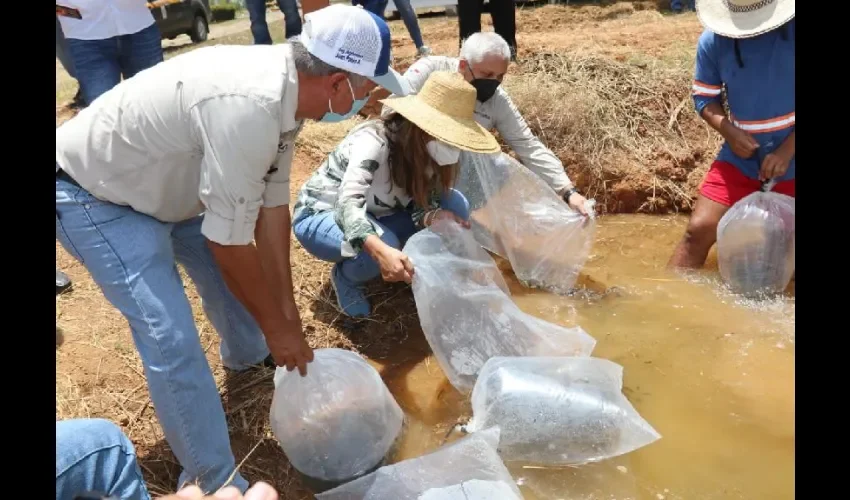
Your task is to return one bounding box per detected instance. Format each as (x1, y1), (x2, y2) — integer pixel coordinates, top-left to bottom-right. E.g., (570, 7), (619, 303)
(266, 323), (313, 376)
(759, 150), (792, 181)
(720, 121), (760, 159)
(431, 209), (471, 229)
(759, 130), (795, 181)
(567, 192), (590, 215)
(701, 102), (759, 160)
(157, 482), (278, 500)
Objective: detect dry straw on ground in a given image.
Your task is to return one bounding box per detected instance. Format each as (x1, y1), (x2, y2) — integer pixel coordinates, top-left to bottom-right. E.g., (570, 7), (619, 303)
(505, 49), (717, 213)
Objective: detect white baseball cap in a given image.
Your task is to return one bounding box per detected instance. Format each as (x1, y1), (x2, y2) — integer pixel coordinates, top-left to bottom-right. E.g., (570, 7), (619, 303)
(299, 4), (411, 96)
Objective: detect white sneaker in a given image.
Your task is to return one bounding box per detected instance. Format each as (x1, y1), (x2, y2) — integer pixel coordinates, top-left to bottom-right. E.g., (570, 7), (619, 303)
(417, 45), (432, 57)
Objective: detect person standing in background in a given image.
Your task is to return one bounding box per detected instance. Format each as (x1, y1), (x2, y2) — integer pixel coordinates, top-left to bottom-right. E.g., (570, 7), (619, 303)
(246, 0), (302, 43)
(354, 0), (431, 56)
(56, 13), (79, 296)
(56, 14), (83, 108)
(456, 0), (517, 61)
(56, 1), (164, 106)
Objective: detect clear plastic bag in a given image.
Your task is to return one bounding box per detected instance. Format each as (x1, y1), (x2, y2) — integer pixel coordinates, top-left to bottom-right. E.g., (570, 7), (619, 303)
(467, 356), (661, 465)
(316, 427), (524, 500)
(402, 220), (596, 393)
(269, 348), (404, 483)
(716, 191), (795, 296)
(454, 151), (596, 294)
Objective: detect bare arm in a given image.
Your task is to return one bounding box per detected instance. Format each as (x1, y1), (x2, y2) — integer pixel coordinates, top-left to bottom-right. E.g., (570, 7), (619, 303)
(191, 95), (312, 374)
(255, 205), (299, 319)
(208, 237), (312, 374)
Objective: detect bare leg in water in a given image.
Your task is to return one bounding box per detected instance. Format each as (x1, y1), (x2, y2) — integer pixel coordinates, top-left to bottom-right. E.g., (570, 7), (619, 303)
(668, 195), (730, 269)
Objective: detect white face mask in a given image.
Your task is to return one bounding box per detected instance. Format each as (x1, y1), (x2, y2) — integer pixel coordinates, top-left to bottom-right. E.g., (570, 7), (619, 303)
(426, 140), (461, 166)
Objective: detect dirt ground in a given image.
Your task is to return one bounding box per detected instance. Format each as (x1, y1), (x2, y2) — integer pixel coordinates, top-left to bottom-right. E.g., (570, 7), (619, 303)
(55, 3), (714, 498)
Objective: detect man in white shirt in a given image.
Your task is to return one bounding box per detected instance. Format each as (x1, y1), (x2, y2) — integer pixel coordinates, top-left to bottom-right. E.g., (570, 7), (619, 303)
(387, 32), (590, 214)
(56, 0), (164, 106)
(55, 4), (408, 494)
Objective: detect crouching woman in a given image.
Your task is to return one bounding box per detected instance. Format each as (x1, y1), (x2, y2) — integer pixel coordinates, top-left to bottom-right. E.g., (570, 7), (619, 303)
(292, 71), (499, 317)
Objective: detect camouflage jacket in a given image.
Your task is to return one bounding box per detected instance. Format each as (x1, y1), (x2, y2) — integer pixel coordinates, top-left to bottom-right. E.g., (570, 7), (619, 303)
(293, 120), (440, 257)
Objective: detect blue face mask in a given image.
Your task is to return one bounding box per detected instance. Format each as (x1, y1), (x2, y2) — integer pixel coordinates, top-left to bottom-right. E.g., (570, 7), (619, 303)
(320, 77), (369, 123)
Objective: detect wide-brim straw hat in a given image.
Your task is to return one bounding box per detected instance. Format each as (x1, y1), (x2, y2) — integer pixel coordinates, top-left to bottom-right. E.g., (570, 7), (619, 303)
(696, 0), (794, 39)
(379, 71), (500, 154)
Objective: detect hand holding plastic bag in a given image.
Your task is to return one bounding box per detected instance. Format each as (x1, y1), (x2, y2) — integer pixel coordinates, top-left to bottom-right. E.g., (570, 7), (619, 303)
(316, 427), (524, 500)
(402, 220), (596, 393)
(467, 356), (661, 465)
(717, 191), (795, 296)
(270, 348), (404, 483)
(454, 152), (596, 294)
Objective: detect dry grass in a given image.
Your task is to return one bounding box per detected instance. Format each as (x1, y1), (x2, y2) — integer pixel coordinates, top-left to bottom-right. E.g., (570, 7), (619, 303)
(505, 49), (719, 213)
(56, 3), (717, 498)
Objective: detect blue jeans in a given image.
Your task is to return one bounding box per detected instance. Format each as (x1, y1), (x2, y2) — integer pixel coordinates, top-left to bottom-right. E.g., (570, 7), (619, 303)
(56, 176), (270, 493)
(56, 419), (151, 500)
(356, 0), (425, 48)
(56, 15), (76, 79)
(65, 23), (164, 106)
(293, 189), (470, 284)
(671, 0), (695, 11)
(246, 0), (302, 43)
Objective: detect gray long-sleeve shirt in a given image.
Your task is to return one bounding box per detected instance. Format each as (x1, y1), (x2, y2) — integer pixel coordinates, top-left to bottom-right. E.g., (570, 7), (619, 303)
(384, 56), (573, 195)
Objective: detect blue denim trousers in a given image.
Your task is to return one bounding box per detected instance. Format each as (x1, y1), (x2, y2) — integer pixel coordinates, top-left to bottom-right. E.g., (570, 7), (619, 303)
(56, 419), (151, 500)
(246, 0), (302, 43)
(355, 0), (425, 48)
(56, 176), (271, 493)
(293, 189), (470, 284)
(65, 23), (164, 106)
(56, 15), (76, 79)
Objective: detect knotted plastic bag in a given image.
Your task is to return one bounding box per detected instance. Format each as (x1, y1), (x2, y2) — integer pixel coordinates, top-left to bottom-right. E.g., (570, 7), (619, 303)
(467, 356), (661, 465)
(402, 220), (596, 393)
(716, 191), (795, 296)
(316, 427), (524, 500)
(270, 348), (404, 483)
(454, 151), (596, 294)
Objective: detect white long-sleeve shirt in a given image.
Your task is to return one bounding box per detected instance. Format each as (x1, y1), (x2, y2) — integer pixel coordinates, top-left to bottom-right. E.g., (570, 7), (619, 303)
(386, 56), (573, 195)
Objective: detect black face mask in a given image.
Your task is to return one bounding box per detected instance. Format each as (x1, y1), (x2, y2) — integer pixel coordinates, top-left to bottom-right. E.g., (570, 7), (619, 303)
(468, 67), (501, 103)
(470, 78), (500, 103)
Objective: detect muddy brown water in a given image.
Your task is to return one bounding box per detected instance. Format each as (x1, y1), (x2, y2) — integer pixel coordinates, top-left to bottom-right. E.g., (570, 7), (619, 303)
(366, 214), (794, 500)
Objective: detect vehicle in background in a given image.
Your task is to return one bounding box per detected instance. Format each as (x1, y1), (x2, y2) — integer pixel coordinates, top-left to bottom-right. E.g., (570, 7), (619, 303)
(148, 0), (213, 43)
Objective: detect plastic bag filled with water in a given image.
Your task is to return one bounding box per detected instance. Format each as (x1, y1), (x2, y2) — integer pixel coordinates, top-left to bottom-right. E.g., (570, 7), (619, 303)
(454, 151), (596, 294)
(316, 427), (524, 500)
(270, 348), (404, 484)
(467, 356), (661, 465)
(402, 220), (596, 393)
(716, 191), (795, 296)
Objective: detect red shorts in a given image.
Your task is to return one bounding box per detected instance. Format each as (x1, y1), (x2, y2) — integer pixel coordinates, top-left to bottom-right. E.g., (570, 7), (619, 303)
(699, 160), (796, 207)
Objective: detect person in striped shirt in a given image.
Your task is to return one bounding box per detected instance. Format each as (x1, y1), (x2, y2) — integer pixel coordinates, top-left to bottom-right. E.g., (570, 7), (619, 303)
(669, 0), (794, 269)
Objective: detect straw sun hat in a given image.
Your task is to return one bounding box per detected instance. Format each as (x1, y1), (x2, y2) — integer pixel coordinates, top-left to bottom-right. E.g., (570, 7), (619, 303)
(696, 0), (794, 39)
(380, 71), (500, 154)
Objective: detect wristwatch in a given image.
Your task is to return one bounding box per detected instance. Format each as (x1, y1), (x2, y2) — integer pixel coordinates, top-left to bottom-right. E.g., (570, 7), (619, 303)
(562, 187), (579, 203)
